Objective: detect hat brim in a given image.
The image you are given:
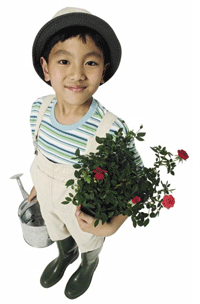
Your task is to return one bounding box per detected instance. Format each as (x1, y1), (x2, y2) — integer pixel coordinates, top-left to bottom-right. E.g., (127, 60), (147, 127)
(32, 12), (121, 85)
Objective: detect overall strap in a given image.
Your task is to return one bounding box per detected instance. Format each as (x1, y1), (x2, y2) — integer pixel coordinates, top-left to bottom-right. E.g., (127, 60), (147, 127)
(84, 111), (117, 155)
(33, 94), (55, 153)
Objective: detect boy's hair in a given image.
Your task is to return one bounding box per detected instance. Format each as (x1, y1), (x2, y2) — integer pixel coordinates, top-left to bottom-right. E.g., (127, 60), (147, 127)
(42, 26), (111, 81)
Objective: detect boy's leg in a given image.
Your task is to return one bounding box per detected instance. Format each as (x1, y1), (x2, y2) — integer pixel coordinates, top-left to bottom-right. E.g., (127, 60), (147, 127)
(64, 244), (103, 299)
(40, 236), (79, 288)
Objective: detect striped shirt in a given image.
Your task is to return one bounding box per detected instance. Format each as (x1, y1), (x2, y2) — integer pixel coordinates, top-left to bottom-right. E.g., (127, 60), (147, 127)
(30, 96), (143, 167)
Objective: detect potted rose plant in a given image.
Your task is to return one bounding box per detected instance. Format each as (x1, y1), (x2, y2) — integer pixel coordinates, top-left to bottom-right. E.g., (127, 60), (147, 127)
(62, 126), (188, 228)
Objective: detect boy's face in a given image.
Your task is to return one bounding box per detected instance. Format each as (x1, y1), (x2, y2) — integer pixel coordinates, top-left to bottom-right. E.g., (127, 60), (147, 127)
(40, 36), (106, 107)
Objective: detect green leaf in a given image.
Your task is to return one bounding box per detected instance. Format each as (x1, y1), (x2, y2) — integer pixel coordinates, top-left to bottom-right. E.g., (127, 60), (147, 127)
(108, 211), (114, 218)
(84, 193), (91, 200)
(136, 137), (144, 141)
(151, 147), (158, 152)
(150, 212), (157, 218)
(75, 149), (80, 156)
(90, 192), (95, 200)
(144, 218), (150, 227)
(86, 204), (94, 209)
(84, 175), (91, 183)
(73, 164), (81, 169)
(65, 179), (74, 187)
(65, 197), (72, 202)
(95, 136), (103, 144)
(94, 219), (99, 227)
(61, 200), (70, 205)
(132, 184), (138, 193)
(137, 132), (146, 137)
(74, 171), (81, 178)
(72, 200), (80, 206)
(132, 216), (137, 228)
(106, 133), (113, 140)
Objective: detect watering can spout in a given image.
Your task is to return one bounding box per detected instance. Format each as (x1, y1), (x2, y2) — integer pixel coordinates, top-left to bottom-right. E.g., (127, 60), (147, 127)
(10, 173), (29, 200)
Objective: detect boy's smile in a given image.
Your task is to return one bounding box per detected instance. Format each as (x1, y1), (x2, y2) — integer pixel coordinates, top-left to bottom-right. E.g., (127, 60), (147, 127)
(40, 36), (106, 123)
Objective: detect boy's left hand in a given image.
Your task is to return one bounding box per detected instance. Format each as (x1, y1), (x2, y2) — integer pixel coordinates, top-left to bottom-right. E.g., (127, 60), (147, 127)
(75, 205), (113, 237)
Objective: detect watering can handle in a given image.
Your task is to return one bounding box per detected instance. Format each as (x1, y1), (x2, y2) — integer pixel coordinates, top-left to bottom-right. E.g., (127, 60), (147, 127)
(18, 197), (38, 218)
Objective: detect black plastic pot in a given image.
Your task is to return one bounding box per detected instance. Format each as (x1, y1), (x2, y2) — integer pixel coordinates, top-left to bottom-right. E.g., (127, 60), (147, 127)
(81, 205), (96, 217)
(81, 205), (112, 223)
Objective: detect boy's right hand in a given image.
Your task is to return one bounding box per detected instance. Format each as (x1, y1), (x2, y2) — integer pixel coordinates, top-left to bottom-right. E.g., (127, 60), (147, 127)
(27, 186), (37, 202)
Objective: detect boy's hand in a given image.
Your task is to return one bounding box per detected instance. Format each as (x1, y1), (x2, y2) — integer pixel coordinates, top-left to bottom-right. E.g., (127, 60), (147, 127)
(27, 186), (37, 202)
(75, 205), (113, 237)
(75, 205), (128, 237)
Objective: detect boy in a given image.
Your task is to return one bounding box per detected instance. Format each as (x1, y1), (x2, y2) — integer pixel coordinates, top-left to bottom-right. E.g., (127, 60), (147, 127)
(28, 7), (143, 299)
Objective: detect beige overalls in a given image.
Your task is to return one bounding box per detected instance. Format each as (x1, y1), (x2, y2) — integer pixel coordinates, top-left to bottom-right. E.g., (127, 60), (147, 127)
(30, 95), (117, 253)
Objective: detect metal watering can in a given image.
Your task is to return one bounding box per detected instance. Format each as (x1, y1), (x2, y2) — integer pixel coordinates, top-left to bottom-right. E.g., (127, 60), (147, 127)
(10, 173), (54, 248)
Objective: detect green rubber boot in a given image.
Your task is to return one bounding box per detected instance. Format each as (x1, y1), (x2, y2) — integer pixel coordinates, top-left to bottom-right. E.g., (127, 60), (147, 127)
(64, 245), (103, 299)
(40, 236), (79, 288)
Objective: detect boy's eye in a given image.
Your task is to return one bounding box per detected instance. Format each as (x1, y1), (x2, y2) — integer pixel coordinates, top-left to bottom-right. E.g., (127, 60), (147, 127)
(86, 61), (98, 66)
(59, 60), (69, 65)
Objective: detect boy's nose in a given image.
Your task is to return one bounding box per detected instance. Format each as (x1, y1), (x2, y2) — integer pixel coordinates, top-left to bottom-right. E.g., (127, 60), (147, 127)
(68, 65), (86, 82)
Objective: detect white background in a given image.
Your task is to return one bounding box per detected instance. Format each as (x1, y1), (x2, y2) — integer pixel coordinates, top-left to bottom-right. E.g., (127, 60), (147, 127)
(1, 0), (197, 303)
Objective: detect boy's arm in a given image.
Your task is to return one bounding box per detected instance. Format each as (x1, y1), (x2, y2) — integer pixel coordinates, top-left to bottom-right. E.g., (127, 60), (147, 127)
(75, 205), (128, 237)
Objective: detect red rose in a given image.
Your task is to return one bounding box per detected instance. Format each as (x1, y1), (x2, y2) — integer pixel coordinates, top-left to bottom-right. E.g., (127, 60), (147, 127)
(131, 196), (141, 204)
(93, 167), (108, 180)
(178, 149), (189, 161)
(94, 173), (105, 180)
(162, 195), (175, 209)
